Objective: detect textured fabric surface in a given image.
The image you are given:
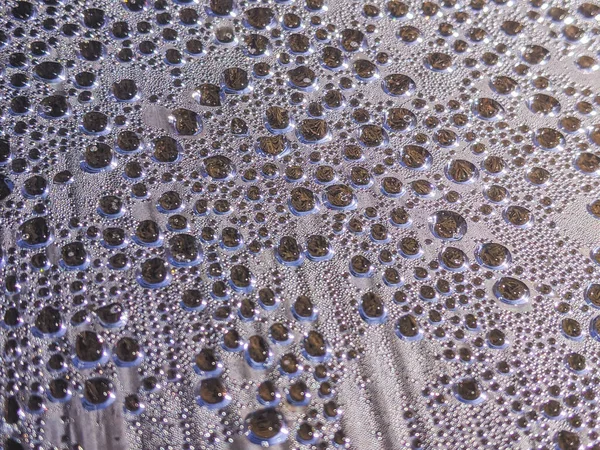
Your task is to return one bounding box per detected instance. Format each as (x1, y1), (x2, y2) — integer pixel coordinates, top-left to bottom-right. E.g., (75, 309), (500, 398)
(1, 0), (600, 449)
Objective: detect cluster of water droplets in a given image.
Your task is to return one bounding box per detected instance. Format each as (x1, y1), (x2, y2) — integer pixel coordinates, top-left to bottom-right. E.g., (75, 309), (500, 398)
(1, 0), (600, 448)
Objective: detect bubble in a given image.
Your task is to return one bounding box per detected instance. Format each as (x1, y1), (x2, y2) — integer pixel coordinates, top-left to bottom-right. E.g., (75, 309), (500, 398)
(501, 20), (523, 36)
(287, 66), (317, 91)
(245, 335), (273, 369)
(60, 242), (89, 270)
(503, 205), (534, 228)
(79, 40), (105, 61)
(385, 108), (416, 132)
(565, 352), (587, 373)
(221, 227), (244, 250)
(297, 118), (330, 143)
(257, 135), (289, 158)
(446, 159), (478, 184)
(584, 283), (600, 308)
(520, 44), (550, 64)
(528, 94), (561, 116)
(245, 408), (289, 445)
(264, 106), (291, 133)
(38, 95), (70, 119)
(339, 28), (366, 52)
(378, 177), (403, 198)
(472, 98), (504, 121)
(439, 247), (468, 271)
(82, 378), (116, 411)
(268, 323), (291, 346)
(292, 295), (318, 321)
(487, 328), (508, 349)
(197, 378), (231, 409)
(134, 220), (162, 247)
(194, 348), (223, 377)
(561, 318), (583, 340)
(429, 210), (468, 241)
(244, 7), (275, 30)
(425, 52), (453, 72)
(113, 337), (143, 367)
(243, 34), (270, 57)
(454, 378), (485, 405)
(321, 46), (345, 70)
(396, 314), (422, 340)
(359, 292), (387, 324)
(573, 152), (600, 176)
(48, 378), (72, 404)
(390, 207), (411, 228)
(167, 234), (202, 267)
(535, 128), (565, 150)
(400, 145), (432, 170)
(230, 264), (254, 293)
(398, 25), (421, 43)
(194, 83), (222, 106)
(18, 217), (52, 248)
(554, 430), (581, 450)
(123, 394), (144, 416)
(73, 331), (108, 369)
(493, 277), (530, 305)
(170, 109), (202, 136)
(382, 73), (416, 96)
(81, 112), (111, 135)
(476, 243), (512, 269)
(490, 76), (518, 95)
(33, 61), (64, 83)
(33, 306), (64, 339)
(399, 236), (423, 258)
(276, 236), (304, 266)
(287, 380), (311, 405)
(434, 128), (458, 147)
(137, 257), (170, 288)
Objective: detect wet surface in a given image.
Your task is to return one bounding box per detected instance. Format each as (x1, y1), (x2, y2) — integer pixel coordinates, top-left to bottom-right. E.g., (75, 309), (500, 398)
(1, 0), (600, 449)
